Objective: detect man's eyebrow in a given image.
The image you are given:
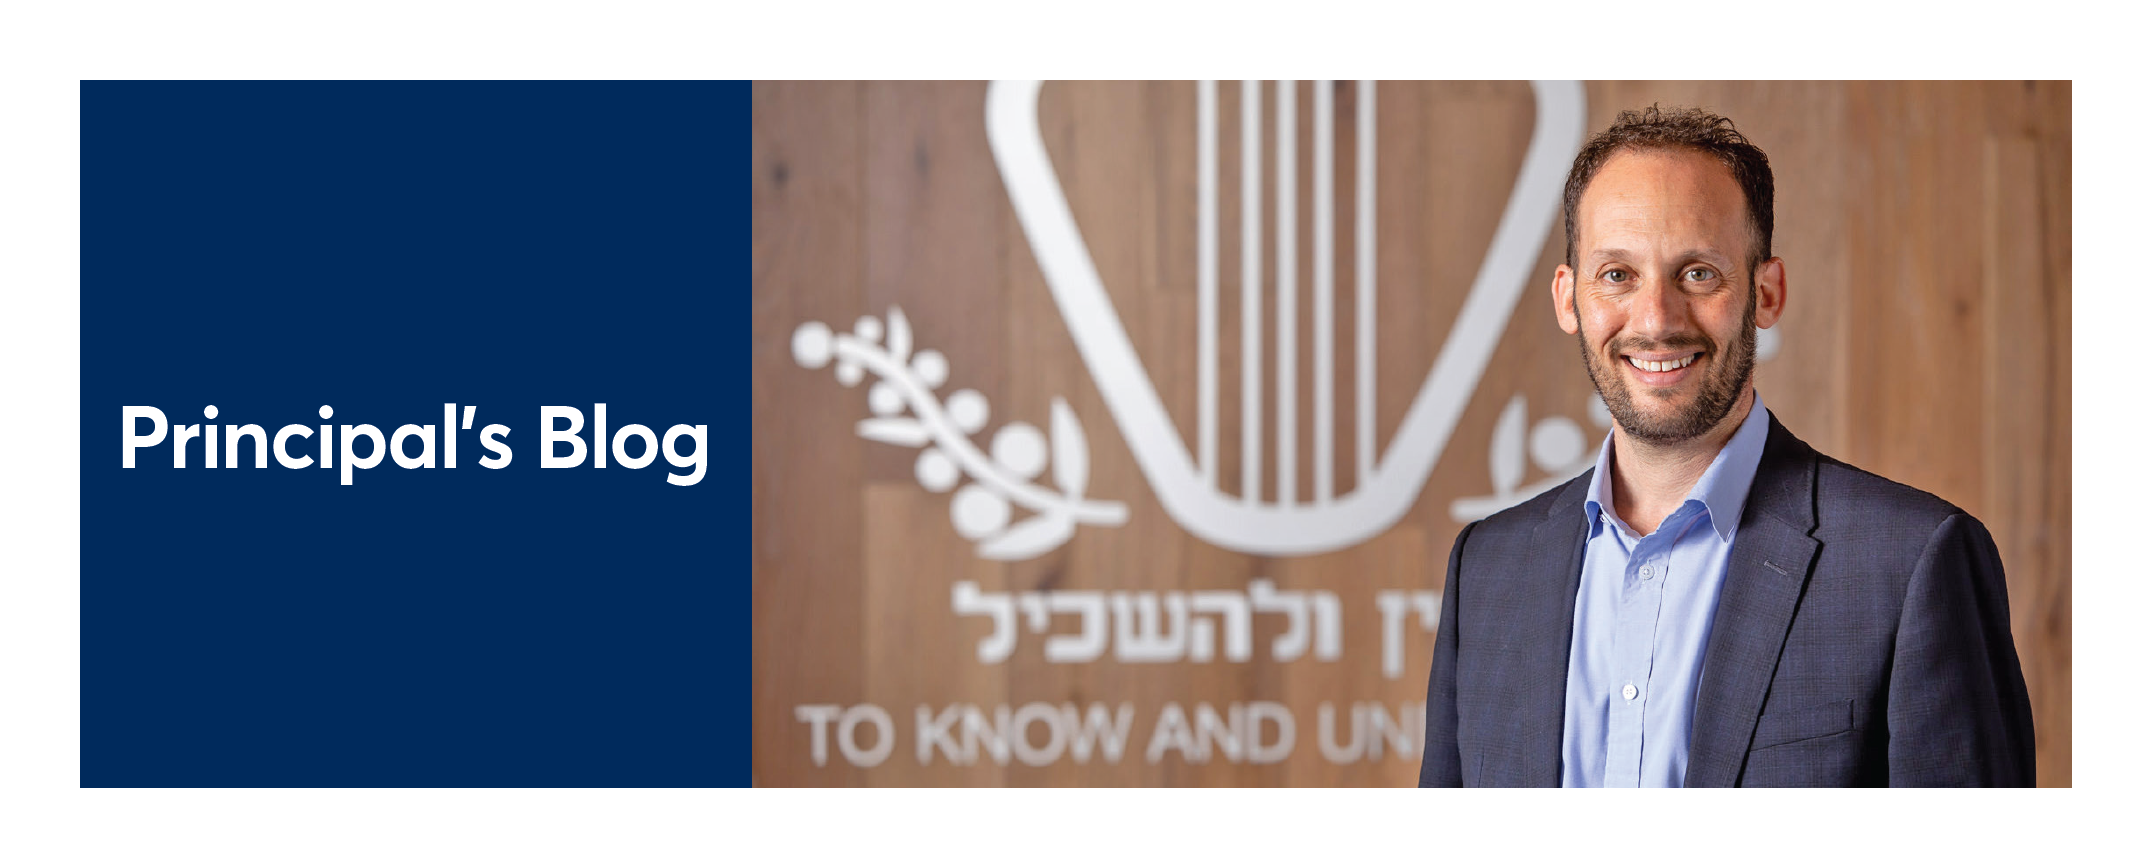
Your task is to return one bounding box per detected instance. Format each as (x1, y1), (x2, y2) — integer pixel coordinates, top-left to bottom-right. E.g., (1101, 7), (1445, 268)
(1678, 248), (1735, 264)
(1584, 248), (1735, 264)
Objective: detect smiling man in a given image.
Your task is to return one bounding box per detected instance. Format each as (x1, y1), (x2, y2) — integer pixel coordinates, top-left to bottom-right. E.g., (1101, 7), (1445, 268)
(1418, 106), (2035, 787)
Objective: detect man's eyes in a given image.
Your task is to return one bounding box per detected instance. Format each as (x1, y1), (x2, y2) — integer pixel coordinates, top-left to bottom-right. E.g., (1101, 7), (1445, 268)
(1595, 267), (1717, 284)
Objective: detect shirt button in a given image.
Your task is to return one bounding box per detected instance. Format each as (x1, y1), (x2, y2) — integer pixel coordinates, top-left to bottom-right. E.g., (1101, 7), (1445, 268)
(1640, 564), (1655, 579)
(1622, 684), (1638, 701)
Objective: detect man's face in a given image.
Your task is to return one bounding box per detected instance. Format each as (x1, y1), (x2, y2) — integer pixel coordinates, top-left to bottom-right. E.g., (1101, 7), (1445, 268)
(1554, 148), (1785, 446)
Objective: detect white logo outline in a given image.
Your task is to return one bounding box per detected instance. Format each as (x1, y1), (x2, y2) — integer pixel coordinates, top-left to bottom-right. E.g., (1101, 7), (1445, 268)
(985, 80), (1587, 556)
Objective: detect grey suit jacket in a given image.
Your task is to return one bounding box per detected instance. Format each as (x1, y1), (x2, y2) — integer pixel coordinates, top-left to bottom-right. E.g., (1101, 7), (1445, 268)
(1418, 413), (2036, 787)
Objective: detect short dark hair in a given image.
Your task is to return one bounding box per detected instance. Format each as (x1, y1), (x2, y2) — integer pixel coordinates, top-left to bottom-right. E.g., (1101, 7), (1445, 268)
(1561, 105), (1775, 271)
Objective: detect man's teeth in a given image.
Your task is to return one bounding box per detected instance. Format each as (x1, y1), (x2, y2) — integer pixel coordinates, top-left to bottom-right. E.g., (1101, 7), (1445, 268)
(1627, 354), (1697, 373)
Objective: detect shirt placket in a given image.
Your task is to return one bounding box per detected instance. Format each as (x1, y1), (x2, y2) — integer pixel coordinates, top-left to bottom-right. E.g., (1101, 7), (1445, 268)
(1604, 524), (1673, 787)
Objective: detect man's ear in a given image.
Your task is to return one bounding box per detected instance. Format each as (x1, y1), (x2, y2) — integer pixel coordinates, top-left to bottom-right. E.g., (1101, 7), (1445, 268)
(1553, 265), (1580, 335)
(1753, 257), (1787, 330)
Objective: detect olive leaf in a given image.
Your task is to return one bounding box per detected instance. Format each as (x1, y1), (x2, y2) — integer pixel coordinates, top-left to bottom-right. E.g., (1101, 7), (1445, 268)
(979, 512), (1076, 560)
(886, 306), (912, 364)
(799, 307), (1125, 562)
(857, 417), (929, 447)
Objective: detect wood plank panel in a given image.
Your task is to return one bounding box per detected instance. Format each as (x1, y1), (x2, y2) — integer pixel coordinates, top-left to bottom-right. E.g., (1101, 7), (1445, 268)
(2032, 80), (2073, 789)
(862, 484), (1008, 786)
(1982, 131), (2064, 788)
(750, 80), (868, 786)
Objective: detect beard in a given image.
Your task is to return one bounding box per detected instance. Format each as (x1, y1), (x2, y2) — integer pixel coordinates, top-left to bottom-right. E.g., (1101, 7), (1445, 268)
(1574, 286), (1757, 447)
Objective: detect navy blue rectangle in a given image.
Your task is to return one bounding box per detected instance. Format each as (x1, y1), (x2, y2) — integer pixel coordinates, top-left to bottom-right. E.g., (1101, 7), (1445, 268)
(81, 81), (749, 786)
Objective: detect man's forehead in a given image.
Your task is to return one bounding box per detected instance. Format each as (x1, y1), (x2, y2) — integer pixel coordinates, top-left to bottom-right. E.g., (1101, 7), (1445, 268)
(1582, 246), (1738, 265)
(1576, 148), (1751, 257)
(1581, 148), (1743, 205)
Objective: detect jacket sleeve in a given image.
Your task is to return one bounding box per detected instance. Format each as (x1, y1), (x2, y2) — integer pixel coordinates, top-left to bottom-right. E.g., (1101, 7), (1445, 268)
(1419, 521), (1476, 787)
(1886, 512), (2037, 786)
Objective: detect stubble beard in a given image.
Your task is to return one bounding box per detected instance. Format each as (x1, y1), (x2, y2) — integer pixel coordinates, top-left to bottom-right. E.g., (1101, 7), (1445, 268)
(1574, 286), (1757, 447)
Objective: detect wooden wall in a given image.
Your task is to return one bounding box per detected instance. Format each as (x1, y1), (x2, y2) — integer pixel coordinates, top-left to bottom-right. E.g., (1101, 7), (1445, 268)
(751, 81), (2072, 786)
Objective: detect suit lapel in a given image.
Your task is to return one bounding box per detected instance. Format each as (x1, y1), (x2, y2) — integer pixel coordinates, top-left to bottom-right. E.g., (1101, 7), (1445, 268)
(1517, 475), (1590, 787)
(1683, 414), (1821, 787)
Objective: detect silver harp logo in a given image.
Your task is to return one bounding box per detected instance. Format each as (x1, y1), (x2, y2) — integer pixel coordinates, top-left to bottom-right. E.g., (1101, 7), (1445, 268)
(796, 81), (1589, 560)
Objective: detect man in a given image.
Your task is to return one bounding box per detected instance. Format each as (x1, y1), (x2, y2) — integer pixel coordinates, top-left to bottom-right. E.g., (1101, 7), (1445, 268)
(1417, 106), (2035, 787)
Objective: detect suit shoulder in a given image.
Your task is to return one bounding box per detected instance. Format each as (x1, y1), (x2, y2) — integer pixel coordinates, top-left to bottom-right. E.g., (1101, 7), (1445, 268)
(1809, 449), (1971, 528)
(1464, 470), (1588, 543)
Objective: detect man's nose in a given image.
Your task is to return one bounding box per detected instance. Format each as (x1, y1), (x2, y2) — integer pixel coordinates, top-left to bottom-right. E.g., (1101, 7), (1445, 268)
(1628, 273), (1691, 341)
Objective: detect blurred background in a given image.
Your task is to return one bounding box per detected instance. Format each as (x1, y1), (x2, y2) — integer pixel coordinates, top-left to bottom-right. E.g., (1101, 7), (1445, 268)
(752, 81), (2070, 786)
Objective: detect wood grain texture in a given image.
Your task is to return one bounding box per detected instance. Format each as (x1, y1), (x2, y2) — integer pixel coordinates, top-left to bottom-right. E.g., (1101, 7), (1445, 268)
(751, 81), (2073, 787)
(751, 80), (867, 787)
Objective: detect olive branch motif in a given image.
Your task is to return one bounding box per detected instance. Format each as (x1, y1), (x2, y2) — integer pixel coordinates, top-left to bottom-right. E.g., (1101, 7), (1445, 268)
(792, 307), (1128, 560)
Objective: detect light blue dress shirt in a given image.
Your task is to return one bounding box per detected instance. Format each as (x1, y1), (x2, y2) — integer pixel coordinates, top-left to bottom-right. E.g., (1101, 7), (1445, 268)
(1560, 392), (1771, 787)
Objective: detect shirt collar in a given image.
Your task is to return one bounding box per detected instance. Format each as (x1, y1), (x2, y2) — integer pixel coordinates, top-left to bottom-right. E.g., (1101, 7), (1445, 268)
(1582, 390), (1773, 542)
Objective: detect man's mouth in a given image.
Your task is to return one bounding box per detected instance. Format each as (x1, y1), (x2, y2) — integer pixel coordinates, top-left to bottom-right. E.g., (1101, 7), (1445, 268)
(1622, 351), (1702, 374)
